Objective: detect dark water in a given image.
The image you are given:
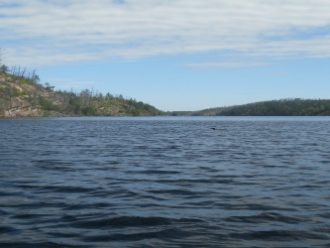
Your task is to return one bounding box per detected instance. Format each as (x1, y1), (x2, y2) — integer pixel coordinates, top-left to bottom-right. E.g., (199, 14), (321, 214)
(1, 117), (330, 248)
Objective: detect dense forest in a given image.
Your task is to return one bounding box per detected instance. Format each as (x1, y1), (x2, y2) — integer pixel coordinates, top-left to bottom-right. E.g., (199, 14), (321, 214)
(191, 99), (330, 116)
(0, 66), (162, 117)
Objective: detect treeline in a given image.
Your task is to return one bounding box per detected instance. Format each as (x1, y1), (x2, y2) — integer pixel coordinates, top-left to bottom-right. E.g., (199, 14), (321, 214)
(48, 89), (162, 116)
(193, 99), (330, 116)
(0, 64), (40, 83)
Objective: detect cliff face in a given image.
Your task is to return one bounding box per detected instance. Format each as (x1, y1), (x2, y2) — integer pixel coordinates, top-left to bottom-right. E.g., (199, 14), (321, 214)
(0, 72), (162, 117)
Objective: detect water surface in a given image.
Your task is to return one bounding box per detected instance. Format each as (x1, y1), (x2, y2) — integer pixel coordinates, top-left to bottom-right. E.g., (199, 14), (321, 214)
(1, 117), (330, 247)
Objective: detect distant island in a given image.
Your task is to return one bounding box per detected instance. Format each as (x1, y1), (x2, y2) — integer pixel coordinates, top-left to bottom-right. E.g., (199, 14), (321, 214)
(171, 99), (330, 116)
(1, 67), (330, 117)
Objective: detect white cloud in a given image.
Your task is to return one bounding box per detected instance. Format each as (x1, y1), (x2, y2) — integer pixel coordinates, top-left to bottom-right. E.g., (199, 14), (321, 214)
(1, 0), (330, 66)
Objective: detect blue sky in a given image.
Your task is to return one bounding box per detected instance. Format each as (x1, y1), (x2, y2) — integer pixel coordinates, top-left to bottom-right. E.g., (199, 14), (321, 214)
(1, 0), (330, 111)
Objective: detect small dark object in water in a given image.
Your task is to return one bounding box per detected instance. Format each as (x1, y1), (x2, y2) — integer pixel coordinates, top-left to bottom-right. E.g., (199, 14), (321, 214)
(211, 127), (216, 130)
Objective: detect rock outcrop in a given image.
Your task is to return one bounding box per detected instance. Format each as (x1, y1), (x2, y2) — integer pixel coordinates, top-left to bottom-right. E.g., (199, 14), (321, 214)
(0, 72), (162, 118)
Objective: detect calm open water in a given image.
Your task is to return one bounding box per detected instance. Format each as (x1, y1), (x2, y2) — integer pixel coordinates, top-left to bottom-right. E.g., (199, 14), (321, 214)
(1, 117), (330, 248)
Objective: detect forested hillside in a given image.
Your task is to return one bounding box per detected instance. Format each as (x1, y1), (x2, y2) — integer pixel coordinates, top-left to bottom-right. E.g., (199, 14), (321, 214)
(193, 99), (330, 116)
(0, 69), (162, 118)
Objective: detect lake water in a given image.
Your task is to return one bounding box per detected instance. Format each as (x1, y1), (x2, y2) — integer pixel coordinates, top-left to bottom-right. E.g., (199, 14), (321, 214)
(1, 117), (330, 247)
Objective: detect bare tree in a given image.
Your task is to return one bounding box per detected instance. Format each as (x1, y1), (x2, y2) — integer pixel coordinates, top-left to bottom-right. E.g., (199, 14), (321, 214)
(0, 48), (2, 65)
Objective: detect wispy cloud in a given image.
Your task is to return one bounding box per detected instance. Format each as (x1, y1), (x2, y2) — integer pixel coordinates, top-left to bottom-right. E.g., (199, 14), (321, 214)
(186, 61), (267, 69)
(1, 0), (330, 66)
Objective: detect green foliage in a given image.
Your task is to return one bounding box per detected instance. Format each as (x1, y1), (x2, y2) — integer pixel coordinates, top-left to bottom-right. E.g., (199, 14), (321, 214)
(38, 96), (59, 111)
(0, 65), (8, 73)
(44, 82), (55, 91)
(194, 99), (330, 116)
(39, 87), (161, 116)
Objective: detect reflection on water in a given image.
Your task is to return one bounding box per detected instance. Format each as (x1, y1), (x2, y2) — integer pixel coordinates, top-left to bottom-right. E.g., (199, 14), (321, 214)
(1, 117), (330, 247)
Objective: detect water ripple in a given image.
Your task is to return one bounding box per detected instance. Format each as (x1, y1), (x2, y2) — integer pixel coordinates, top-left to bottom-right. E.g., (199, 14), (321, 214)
(1, 117), (330, 247)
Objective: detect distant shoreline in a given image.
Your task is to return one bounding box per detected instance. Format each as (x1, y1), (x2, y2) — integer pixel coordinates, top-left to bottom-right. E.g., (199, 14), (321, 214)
(1, 72), (330, 118)
(2, 114), (330, 120)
